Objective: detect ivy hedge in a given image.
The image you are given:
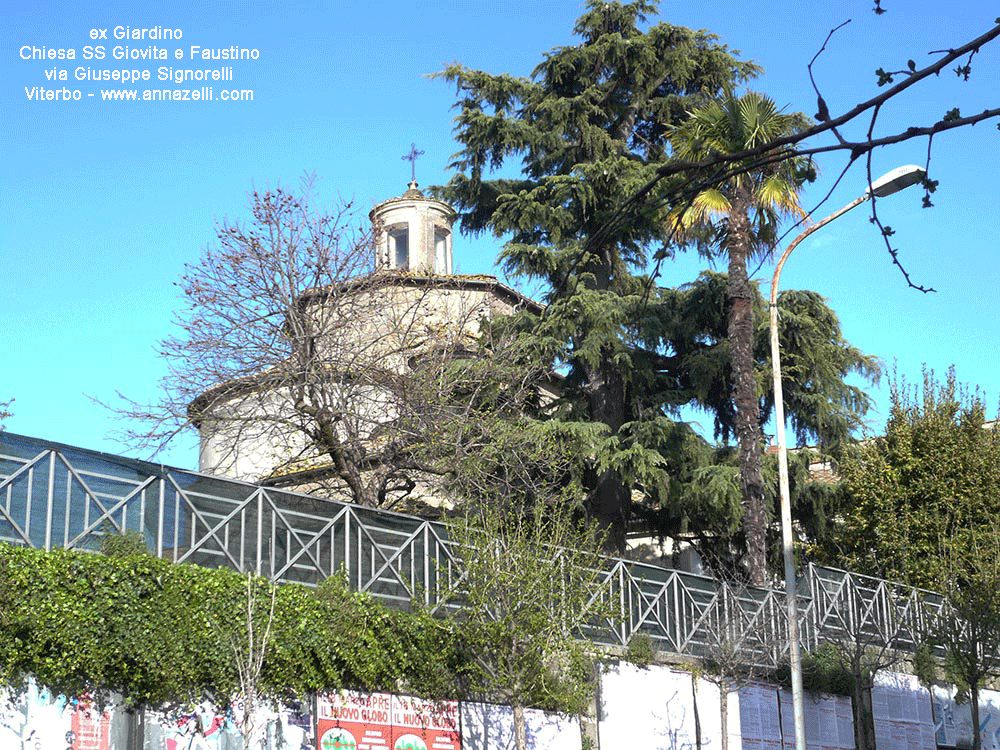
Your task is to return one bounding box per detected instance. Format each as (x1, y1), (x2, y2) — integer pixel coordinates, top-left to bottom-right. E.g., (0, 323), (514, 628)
(0, 542), (464, 708)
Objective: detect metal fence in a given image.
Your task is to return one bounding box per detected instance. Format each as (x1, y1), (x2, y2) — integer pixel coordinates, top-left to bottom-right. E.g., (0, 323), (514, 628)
(0, 432), (942, 660)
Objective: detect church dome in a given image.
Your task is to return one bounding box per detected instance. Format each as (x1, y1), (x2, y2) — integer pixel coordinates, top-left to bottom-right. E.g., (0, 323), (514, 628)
(369, 181), (456, 275)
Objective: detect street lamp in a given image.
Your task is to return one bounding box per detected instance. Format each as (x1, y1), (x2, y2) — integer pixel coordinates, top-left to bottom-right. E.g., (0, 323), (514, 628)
(769, 165), (925, 750)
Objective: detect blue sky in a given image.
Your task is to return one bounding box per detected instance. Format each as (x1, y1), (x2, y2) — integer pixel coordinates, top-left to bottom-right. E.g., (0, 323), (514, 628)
(3, 0), (998, 468)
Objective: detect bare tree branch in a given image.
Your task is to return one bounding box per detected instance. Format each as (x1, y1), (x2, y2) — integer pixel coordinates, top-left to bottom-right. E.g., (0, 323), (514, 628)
(592, 20), (1000, 288)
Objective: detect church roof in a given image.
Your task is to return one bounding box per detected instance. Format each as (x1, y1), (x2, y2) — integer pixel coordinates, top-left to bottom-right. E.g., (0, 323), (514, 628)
(368, 180), (454, 221)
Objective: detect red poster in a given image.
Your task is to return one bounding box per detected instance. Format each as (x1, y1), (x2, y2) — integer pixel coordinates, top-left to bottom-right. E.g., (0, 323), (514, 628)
(69, 700), (111, 750)
(316, 692), (461, 750)
(317, 691), (393, 750)
(390, 695), (460, 750)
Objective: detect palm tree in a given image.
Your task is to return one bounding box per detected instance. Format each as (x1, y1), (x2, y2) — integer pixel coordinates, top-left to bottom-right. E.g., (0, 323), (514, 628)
(669, 90), (813, 584)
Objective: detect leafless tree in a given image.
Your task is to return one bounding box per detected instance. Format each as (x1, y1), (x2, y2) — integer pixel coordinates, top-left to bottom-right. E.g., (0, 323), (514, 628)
(693, 568), (788, 750)
(227, 573), (277, 750)
(111, 175), (542, 510)
(443, 501), (612, 750)
(695, 571), (909, 750)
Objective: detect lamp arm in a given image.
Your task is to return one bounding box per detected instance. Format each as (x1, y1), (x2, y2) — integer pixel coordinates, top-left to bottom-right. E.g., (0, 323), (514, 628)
(770, 192), (870, 307)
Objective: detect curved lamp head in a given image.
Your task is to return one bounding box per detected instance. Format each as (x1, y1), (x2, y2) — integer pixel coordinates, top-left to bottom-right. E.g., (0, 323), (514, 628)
(867, 165), (926, 198)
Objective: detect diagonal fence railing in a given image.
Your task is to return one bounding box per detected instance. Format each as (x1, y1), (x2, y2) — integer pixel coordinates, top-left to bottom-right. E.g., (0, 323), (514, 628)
(0, 432), (944, 661)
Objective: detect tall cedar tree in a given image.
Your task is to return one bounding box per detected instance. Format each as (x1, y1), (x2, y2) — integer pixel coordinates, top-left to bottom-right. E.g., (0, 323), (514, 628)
(437, 0), (758, 551)
(437, 1), (877, 561)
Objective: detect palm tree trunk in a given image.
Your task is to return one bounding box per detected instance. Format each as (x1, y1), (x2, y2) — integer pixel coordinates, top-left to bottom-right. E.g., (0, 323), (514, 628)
(726, 198), (768, 586)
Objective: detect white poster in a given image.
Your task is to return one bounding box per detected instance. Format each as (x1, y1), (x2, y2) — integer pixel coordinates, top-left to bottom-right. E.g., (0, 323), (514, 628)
(0, 682), (112, 750)
(775, 689), (852, 750)
(599, 662), (722, 750)
(143, 697), (311, 750)
(144, 701), (243, 750)
(739, 683), (782, 750)
(872, 672), (936, 750)
(1, 682), (72, 750)
(460, 702), (581, 750)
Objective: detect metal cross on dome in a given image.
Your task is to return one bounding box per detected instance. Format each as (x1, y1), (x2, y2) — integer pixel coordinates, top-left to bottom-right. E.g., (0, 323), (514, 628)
(401, 142), (424, 183)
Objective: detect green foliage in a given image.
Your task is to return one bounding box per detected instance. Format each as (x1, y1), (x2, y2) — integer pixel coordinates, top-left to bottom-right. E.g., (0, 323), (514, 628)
(917, 530), (1000, 714)
(0, 545), (231, 706)
(654, 272), (879, 449)
(412, 323), (599, 514)
(633, 272), (872, 574)
(666, 89), (813, 262)
(912, 643), (938, 688)
(0, 545), (465, 708)
(99, 528), (151, 558)
(769, 645), (854, 697)
(667, 88), (814, 582)
(625, 634), (656, 668)
(800, 645), (856, 697)
(822, 367), (1000, 750)
(831, 368), (1000, 588)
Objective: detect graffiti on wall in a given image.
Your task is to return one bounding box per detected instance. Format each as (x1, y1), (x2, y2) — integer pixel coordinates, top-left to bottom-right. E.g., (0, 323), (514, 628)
(932, 686), (1000, 750)
(0, 683), (110, 750)
(0, 684), (313, 750)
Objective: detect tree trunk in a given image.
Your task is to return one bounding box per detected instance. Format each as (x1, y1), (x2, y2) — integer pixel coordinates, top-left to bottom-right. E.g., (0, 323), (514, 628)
(971, 680), (982, 750)
(850, 678), (877, 750)
(584, 246), (631, 554)
(688, 673), (702, 750)
(587, 351), (630, 553)
(725, 197), (768, 585)
(125, 706), (145, 750)
(513, 702), (528, 750)
(719, 683), (728, 750)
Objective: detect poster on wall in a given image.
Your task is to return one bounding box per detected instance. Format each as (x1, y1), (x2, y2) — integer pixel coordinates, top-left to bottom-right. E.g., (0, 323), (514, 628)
(739, 683), (783, 750)
(599, 661), (719, 750)
(68, 703), (111, 750)
(460, 701), (580, 750)
(391, 694), (460, 750)
(317, 691), (461, 750)
(777, 688), (853, 750)
(2, 680), (312, 750)
(145, 698), (310, 750)
(317, 691), (394, 750)
(932, 685), (1000, 750)
(872, 672), (936, 750)
(145, 701), (238, 750)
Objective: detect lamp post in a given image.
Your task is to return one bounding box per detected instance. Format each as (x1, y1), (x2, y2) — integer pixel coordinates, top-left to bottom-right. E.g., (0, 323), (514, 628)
(769, 165), (925, 750)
